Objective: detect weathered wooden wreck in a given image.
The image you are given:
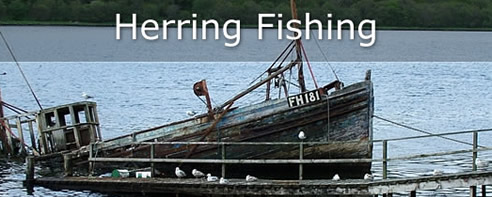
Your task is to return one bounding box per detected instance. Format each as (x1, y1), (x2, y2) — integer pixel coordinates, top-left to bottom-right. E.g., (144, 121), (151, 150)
(0, 0), (373, 180)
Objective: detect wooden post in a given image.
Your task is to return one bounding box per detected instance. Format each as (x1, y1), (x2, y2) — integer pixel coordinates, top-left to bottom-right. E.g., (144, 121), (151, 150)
(26, 156), (35, 182)
(221, 144), (226, 178)
(89, 143), (94, 176)
(5, 119), (14, 155)
(28, 121), (36, 152)
(150, 144), (155, 177)
(16, 118), (25, 154)
(383, 140), (388, 179)
(299, 141), (304, 180)
(473, 131), (478, 171)
(69, 106), (81, 148)
(92, 105), (102, 141)
(482, 185), (486, 197)
(63, 154), (73, 176)
(471, 186), (477, 197)
(409, 191), (416, 197)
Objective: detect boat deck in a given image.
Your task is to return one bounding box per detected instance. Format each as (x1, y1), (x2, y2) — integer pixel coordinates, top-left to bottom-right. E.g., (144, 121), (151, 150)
(33, 171), (492, 196)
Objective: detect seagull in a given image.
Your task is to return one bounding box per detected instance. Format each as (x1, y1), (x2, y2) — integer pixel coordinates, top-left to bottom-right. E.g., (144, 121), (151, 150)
(186, 110), (197, 117)
(332, 174), (340, 181)
(432, 169), (443, 176)
(219, 177), (229, 184)
(206, 173), (218, 182)
(364, 173), (373, 180)
(175, 167), (186, 178)
(82, 92), (93, 99)
(298, 131), (306, 140)
(246, 175), (258, 182)
(192, 169), (205, 178)
(477, 158), (489, 168)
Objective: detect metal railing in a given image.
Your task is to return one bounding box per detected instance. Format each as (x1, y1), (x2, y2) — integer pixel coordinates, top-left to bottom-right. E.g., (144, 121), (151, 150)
(85, 128), (492, 180)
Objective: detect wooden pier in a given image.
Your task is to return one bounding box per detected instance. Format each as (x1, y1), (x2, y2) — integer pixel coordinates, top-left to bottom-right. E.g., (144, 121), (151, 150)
(33, 171), (492, 196)
(24, 128), (492, 196)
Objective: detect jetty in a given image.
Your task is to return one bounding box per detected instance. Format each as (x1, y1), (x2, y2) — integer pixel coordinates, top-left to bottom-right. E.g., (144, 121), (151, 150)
(20, 126), (492, 196)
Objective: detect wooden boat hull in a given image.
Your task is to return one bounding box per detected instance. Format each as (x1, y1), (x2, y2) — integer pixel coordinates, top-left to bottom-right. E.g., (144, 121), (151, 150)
(92, 79), (373, 178)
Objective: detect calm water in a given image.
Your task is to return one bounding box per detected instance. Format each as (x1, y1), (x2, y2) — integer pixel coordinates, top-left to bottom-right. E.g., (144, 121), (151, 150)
(0, 27), (491, 196)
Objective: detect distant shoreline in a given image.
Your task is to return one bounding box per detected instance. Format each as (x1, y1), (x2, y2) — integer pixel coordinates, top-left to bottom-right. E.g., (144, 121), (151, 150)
(1, 21), (492, 32)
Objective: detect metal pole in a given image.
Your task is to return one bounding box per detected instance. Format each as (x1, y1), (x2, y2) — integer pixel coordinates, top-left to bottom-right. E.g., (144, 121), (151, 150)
(383, 140), (388, 179)
(473, 131), (478, 171)
(151, 144), (155, 177)
(299, 141), (304, 180)
(221, 144), (226, 178)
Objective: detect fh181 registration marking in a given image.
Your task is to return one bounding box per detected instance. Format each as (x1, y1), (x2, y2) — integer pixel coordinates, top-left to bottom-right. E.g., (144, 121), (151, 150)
(287, 89), (322, 108)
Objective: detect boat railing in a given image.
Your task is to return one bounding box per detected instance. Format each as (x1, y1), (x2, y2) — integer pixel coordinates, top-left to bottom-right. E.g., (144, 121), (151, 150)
(83, 128), (492, 180)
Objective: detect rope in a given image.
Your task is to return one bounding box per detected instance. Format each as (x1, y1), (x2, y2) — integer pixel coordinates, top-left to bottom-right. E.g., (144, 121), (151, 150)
(309, 30), (340, 81)
(0, 30), (43, 110)
(373, 115), (486, 148)
(0, 119), (39, 155)
(299, 41), (319, 89)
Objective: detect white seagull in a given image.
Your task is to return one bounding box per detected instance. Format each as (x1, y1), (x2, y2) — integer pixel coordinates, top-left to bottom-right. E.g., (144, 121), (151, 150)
(206, 173), (218, 182)
(246, 175), (258, 182)
(364, 173), (373, 180)
(192, 169), (205, 178)
(298, 131), (306, 140)
(81, 92), (93, 99)
(432, 169), (443, 176)
(332, 174), (340, 181)
(175, 167), (186, 178)
(477, 158), (489, 168)
(186, 110), (197, 117)
(219, 177), (229, 184)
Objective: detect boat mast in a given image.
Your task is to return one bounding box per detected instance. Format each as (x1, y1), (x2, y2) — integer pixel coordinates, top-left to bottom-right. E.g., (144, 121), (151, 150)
(290, 0), (307, 92)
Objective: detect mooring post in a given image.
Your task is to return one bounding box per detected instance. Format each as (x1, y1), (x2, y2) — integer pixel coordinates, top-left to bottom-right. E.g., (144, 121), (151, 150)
(221, 143), (226, 178)
(409, 190), (416, 197)
(63, 153), (73, 176)
(470, 186), (477, 197)
(383, 140), (388, 179)
(150, 144), (155, 177)
(482, 185), (486, 197)
(26, 156), (35, 182)
(16, 117), (26, 155)
(299, 141), (304, 180)
(472, 131), (478, 171)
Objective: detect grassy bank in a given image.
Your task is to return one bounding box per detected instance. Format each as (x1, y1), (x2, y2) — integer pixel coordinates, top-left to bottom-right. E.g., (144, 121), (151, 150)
(1, 21), (492, 31)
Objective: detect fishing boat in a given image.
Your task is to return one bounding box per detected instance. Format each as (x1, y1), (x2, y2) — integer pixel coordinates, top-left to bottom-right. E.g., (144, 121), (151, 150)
(0, 0), (373, 179)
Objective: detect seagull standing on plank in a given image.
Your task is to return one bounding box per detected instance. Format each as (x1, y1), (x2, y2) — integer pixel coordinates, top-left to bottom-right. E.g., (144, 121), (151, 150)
(219, 177), (229, 184)
(186, 110), (197, 117)
(82, 92), (93, 100)
(207, 173), (218, 182)
(192, 169), (205, 178)
(332, 174), (340, 181)
(246, 175), (258, 182)
(298, 131), (306, 140)
(175, 167), (186, 178)
(432, 169), (443, 176)
(364, 173), (373, 180)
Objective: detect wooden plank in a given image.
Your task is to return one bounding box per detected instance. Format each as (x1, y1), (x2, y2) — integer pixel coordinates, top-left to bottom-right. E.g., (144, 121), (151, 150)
(16, 117), (25, 154)
(28, 120), (36, 151)
(5, 119), (14, 154)
(69, 106), (81, 148)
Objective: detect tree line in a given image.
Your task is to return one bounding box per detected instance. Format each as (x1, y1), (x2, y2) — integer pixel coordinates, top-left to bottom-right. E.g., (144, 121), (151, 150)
(0, 0), (491, 28)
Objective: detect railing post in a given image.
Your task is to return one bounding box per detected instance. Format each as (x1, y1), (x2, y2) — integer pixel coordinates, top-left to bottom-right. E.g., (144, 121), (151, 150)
(221, 143), (226, 178)
(383, 140), (388, 179)
(470, 186), (477, 197)
(150, 144), (155, 177)
(481, 185), (486, 197)
(89, 143), (94, 176)
(472, 131), (478, 171)
(299, 141), (304, 180)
